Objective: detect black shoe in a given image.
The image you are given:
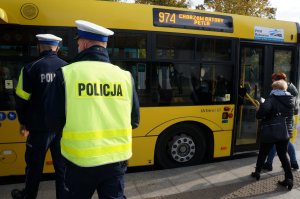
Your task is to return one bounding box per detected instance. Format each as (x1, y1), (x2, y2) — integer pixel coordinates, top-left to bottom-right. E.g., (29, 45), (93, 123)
(278, 179), (293, 190)
(11, 189), (25, 199)
(262, 163), (273, 171)
(251, 172), (260, 181)
(291, 163), (299, 170)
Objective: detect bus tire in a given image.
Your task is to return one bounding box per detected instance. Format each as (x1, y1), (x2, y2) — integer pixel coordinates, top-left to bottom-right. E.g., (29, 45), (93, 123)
(155, 123), (206, 169)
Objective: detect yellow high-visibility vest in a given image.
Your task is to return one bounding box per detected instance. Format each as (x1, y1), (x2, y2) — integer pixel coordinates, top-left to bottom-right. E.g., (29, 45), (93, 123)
(62, 61), (133, 167)
(16, 68), (31, 100)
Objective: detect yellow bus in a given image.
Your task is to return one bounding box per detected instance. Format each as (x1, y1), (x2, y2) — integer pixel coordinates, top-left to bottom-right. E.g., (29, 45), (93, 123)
(0, 0), (299, 177)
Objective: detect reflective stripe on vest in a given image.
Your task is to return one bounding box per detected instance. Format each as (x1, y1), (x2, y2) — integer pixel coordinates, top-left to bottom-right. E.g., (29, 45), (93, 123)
(16, 68), (31, 100)
(62, 61), (133, 167)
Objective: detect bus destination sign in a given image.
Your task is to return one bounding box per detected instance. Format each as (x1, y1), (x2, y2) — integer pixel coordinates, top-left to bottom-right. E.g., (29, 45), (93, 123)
(153, 8), (233, 33)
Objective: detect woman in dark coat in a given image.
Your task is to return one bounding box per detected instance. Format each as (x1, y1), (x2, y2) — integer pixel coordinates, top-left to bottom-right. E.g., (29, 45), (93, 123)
(263, 72), (299, 171)
(251, 80), (294, 190)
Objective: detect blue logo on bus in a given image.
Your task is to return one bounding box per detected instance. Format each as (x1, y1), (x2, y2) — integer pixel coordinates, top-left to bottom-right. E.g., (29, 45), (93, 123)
(0, 112), (6, 121)
(7, 112), (17, 120)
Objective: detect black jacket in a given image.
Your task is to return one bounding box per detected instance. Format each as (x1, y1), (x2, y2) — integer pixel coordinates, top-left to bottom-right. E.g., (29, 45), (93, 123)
(15, 50), (67, 132)
(44, 45), (140, 131)
(287, 82), (298, 97)
(256, 93), (294, 133)
(287, 82), (299, 113)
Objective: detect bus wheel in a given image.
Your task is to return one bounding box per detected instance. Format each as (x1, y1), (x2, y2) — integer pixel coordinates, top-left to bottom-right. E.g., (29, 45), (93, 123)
(155, 124), (206, 169)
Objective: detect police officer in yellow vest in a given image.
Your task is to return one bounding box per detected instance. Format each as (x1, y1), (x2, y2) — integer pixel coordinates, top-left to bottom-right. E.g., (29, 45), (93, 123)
(44, 20), (140, 199)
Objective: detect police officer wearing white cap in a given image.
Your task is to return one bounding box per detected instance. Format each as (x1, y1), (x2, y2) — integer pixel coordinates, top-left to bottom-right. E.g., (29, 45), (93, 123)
(12, 34), (67, 199)
(44, 20), (140, 199)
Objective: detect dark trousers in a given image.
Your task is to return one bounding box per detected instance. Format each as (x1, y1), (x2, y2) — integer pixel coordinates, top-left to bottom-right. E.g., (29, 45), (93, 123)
(24, 131), (65, 199)
(255, 139), (293, 180)
(64, 159), (127, 199)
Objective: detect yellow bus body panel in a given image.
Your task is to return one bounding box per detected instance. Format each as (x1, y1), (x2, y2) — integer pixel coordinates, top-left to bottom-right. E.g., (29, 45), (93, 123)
(0, 105), (235, 175)
(213, 131), (232, 157)
(0, 111), (22, 143)
(0, 111), (57, 176)
(0, 0), (298, 43)
(129, 105), (235, 167)
(290, 115), (299, 144)
(135, 105), (234, 137)
(0, 143), (60, 176)
(0, 143), (26, 176)
(0, 7), (8, 23)
(129, 136), (157, 166)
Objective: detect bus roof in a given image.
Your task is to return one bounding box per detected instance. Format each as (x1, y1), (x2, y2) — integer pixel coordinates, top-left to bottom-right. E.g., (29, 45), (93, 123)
(1, 0), (299, 43)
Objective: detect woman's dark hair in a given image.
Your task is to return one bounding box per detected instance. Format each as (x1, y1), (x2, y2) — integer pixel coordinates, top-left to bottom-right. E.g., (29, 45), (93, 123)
(272, 72), (287, 81)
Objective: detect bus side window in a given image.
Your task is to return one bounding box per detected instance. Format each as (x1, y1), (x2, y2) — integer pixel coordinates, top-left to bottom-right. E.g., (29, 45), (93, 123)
(111, 33), (147, 59)
(212, 65), (233, 103)
(194, 64), (233, 104)
(215, 75), (229, 101)
(156, 65), (173, 105)
(190, 66), (212, 105)
(134, 63), (152, 105)
(111, 62), (153, 106)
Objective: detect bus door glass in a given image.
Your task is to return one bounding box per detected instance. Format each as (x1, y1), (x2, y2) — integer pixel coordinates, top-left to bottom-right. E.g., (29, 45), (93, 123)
(236, 45), (264, 146)
(273, 48), (297, 141)
(273, 48), (293, 80)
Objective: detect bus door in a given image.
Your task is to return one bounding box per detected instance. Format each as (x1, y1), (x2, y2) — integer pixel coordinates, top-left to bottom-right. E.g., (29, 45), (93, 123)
(235, 44), (265, 150)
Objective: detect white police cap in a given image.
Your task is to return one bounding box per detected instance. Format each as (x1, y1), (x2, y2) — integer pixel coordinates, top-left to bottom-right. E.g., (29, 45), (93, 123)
(36, 34), (62, 46)
(75, 20), (114, 42)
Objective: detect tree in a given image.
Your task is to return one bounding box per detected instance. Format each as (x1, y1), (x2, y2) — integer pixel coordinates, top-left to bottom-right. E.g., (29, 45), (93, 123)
(135, 0), (190, 8)
(196, 0), (276, 19)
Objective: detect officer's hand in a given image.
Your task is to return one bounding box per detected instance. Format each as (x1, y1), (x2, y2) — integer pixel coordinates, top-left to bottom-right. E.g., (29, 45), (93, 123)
(20, 125), (29, 137)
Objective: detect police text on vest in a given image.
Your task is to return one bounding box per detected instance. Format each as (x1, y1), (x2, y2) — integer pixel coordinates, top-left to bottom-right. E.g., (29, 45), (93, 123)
(77, 82), (124, 98)
(41, 73), (56, 83)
